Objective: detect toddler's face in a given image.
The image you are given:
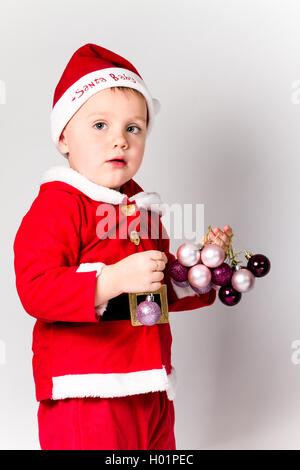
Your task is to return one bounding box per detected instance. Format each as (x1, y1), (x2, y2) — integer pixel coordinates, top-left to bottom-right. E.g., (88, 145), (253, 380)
(58, 87), (148, 191)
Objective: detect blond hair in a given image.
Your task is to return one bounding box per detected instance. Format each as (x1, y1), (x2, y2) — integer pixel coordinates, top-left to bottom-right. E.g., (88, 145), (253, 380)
(110, 86), (148, 123)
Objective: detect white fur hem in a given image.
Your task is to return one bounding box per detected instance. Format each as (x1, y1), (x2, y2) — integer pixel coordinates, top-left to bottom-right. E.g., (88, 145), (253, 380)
(165, 366), (177, 401)
(51, 365), (177, 401)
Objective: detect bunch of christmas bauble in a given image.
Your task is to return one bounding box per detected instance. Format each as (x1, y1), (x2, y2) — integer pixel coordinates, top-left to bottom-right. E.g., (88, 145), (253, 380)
(169, 226), (271, 306)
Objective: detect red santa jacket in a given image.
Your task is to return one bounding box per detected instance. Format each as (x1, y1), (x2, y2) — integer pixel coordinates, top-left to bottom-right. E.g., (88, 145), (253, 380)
(13, 165), (216, 402)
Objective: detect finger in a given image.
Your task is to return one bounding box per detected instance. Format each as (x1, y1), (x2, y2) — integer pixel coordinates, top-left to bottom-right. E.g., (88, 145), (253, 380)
(221, 232), (230, 244)
(207, 228), (230, 247)
(223, 228), (233, 248)
(208, 230), (219, 241)
(151, 282), (163, 291)
(210, 229), (226, 243)
(213, 226), (232, 239)
(155, 271), (164, 281)
(218, 231), (229, 244)
(211, 227), (223, 241)
(157, 251), (168, 263)
(151, 271), (164, 284)
(224, 225), (233, 236)
(150, 250), (166, 261)
(152, 259), (165, 272)
(156, 252), (168, 264)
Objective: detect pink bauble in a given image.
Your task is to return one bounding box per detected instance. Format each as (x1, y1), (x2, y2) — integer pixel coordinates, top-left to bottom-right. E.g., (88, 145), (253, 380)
(188, 264), (212, 288)
(200, 244), (225, 268)
(136, 294), (162, 326)
(177, 243), (201, 267)
(231, 268), (255, 293)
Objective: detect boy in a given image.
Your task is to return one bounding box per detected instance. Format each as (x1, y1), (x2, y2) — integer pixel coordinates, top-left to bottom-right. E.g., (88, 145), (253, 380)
(13, 43), (232, 450)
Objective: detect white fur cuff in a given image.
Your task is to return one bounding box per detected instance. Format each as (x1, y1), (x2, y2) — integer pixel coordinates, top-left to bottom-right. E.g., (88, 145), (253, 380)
(170, 278), (199, 299)
(76, 262), (108, 317)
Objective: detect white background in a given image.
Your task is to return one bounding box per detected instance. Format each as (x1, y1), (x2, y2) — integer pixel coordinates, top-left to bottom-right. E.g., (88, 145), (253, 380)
(1, 0), (299, 449)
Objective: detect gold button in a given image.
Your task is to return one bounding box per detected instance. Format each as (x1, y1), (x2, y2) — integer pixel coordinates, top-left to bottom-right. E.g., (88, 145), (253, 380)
(121, 204), (136, 216)
(130, 230), (140, 245)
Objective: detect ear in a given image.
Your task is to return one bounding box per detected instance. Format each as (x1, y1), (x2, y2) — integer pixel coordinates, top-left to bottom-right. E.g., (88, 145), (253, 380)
(57, 128), (69, 154)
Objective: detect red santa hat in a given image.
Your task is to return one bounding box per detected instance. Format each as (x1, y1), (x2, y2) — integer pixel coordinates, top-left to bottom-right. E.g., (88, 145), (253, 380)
(50, 43), (161, 156)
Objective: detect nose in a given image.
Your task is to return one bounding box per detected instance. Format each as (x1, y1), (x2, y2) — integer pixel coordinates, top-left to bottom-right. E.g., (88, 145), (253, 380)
(112, 128), (129, 150)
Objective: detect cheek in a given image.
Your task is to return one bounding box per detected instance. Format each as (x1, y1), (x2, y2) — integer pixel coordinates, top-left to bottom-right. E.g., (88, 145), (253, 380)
(134, 136), (146, 154)
(132, 150), (144, 169)
(80, 132), (106, 156)
(68, 126), (88, 152)
(69, 132), (103, 167)
(132, 142), (144, 156)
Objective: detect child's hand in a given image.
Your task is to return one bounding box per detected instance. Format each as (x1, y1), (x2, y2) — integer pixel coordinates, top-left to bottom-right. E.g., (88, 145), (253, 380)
(113, 250), (168, 294)
(206, 225), (233, 254)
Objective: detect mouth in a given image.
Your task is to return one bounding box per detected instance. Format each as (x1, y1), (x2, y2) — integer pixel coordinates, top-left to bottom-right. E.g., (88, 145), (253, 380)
(106, 156), (127, 167)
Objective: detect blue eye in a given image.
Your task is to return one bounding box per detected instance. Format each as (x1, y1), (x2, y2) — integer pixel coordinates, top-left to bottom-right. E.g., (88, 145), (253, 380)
(127, 125), (141, 134)
(94, 122), (107, 130)
(93, 122), (141, 133)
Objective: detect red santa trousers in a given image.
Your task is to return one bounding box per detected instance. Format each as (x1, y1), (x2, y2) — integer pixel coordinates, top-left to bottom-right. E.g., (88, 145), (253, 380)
(37, 390), (176, 450)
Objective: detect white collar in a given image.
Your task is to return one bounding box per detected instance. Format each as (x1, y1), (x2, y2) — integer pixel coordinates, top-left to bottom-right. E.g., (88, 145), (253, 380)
(40, 166), (165, 215)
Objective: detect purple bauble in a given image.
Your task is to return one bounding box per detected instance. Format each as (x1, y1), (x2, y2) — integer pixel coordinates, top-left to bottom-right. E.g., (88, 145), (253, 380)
(190, 281), (213, 294)
(169, 259), (189, 282)
(211, 262), (233, 286)
(247, 254), (271, 278)
(218, 285), (242, 306)
(172, 278), (190, 287)
(136, 294), (162, 326)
